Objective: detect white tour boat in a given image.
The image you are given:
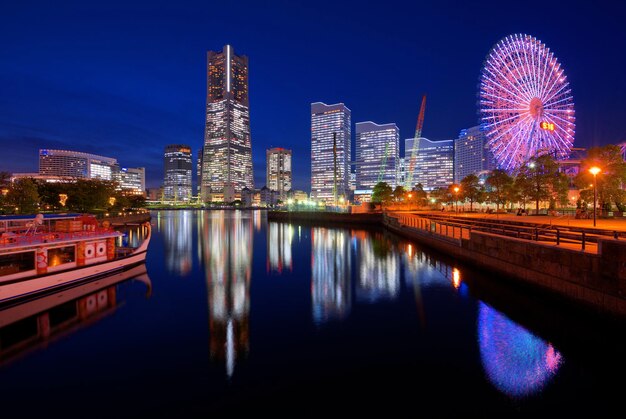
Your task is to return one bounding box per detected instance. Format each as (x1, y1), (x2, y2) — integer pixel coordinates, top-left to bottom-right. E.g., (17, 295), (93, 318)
(0, 213), (151, 305)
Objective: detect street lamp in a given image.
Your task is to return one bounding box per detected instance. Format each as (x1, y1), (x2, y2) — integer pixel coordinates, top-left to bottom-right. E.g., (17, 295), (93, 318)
(453, 186), (460, 213)
(589, 166), (601, 227)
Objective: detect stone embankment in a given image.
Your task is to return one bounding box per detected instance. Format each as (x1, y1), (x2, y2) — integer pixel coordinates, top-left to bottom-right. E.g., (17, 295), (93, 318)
(101, 210), (152, 226)
(383, 212), (626, 317)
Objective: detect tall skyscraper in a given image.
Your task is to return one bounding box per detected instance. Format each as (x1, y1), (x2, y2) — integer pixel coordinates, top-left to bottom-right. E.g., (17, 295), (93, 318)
(454, 125), (495, 182)
(39, 149), (117, 180)
(164, 144), (192, 201)
(355, 121), (399, 192)
(266, 147), (292, 199)
(201, 44), (254, 202)
(311, 102), (351, 202)
(405, 137), (454, 190)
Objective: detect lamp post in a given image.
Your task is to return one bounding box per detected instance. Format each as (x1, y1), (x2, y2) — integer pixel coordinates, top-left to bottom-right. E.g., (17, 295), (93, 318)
(589, 166), (601, 227)
(453, 186), (460, 213)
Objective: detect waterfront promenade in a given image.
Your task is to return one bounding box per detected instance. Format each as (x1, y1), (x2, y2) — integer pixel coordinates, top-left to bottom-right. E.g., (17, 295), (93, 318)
(416, 211), (626, 231)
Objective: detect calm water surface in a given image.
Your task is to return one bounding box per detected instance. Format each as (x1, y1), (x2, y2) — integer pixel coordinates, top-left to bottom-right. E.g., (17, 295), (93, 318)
(0, 210), (624, 417)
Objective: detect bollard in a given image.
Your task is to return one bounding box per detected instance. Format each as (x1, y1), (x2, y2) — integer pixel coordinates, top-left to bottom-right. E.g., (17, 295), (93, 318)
(556, 228), (560, 245)
(534, 228), (538, 241)
(614, 231), (619, 240)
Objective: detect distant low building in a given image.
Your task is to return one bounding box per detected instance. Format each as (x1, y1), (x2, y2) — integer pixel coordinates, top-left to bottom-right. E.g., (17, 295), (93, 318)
(260, 186), (279, 207)
(288, 190), (308, 203)
(10, 173), (73, 183)
(242, 187), (262, 207)
(266, 147), (292, 200)
(146, 187), (164, 201)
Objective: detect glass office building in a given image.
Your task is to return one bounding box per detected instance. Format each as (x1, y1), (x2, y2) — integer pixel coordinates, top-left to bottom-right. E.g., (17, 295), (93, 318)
(311, 102), (351, 202)
(355, 121), (399, 193)
(405, 137), (454, 190)
(164, 144), (193, 201)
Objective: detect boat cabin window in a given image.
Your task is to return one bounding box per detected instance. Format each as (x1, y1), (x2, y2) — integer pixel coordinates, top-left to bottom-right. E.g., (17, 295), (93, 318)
(0, 251), (36, 277)
(47, 246), (75, 267)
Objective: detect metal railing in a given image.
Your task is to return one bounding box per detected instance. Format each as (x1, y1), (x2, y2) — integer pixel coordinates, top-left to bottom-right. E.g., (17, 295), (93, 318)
(389, 212), (622, 253)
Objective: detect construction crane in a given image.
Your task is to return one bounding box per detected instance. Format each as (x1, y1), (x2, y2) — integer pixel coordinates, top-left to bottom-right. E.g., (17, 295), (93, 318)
(405, 94), (427, 190)
(376, 142), (390, 184)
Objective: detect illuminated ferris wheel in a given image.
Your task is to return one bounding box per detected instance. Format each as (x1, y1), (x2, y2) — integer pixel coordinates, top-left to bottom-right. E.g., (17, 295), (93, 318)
(479, 34), (575, 171)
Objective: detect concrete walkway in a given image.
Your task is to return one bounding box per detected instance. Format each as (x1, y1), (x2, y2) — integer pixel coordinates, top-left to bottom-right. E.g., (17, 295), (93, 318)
(416, 211), (626, 232)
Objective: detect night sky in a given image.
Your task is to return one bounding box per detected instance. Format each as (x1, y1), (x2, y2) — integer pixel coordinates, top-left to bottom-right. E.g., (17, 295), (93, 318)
(1, 0), (624, 190)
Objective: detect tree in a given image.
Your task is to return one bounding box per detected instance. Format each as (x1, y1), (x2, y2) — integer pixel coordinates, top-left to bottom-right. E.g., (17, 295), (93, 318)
(486, 169), (513, 211)
(513, 174), (532, 210)
(392, 185), (405, 202)
(6, 178), (39, 214)
(574, 145), (626, 212)
(460, 174), (484, 211)
(515, 155), (562, 214)
(409, 183), (428, 207)
(0, 171), (11, 211)
(127, 194), (147, 209)
(429, 186), (450, 208)
(66, 179), (117, 212)
(37, 180), (67, 211)
(371, 181), (393, 205)
(0, 171), (11, 188)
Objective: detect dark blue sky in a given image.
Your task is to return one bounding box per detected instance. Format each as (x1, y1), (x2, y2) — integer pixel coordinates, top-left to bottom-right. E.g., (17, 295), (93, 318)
(1, 0), (624, 190)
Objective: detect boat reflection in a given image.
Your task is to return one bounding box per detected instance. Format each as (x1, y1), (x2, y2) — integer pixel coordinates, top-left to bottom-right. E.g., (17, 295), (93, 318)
(267, 222), (293, 274)
(0, 263), (151, 367)
(199, 211), (252, 378)
(478, 301), (563, 398)
(157, 210), (193, 275)
(311, 227), (352, 324)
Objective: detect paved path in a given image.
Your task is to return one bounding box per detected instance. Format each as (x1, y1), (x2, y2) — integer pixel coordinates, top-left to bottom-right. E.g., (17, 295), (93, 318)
(414, 211), (626, 232)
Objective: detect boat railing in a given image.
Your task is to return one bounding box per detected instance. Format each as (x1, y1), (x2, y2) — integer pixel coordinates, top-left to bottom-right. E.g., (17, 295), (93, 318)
(0, 227), (118, 247)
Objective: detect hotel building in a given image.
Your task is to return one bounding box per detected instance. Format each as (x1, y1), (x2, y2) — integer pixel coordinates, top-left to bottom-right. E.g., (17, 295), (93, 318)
(39, 149), (117, 180)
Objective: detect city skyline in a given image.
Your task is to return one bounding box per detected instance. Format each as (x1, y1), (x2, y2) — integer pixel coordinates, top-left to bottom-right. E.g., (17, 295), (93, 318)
(0, 1), (624, 191)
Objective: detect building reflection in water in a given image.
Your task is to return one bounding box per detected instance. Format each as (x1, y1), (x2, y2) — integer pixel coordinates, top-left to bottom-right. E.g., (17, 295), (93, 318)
(311, 228), (352, 324)
(478, 302), (563, 398)
(0, 264), (151, 367)
(267, 222), (293, 274)
(117, 222), (151, 249)
(199, 211), (252, 378)
(354, 231), (399, 303)
(158, 210), (193, 276)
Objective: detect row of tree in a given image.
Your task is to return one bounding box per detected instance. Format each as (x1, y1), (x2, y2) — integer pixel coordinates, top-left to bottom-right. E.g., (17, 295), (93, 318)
(372, 145), (626, 212)
(0, 175), (146, 215)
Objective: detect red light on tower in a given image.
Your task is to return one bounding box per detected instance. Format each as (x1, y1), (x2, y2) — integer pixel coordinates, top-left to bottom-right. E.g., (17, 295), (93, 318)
(540, 121), (555, 131)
